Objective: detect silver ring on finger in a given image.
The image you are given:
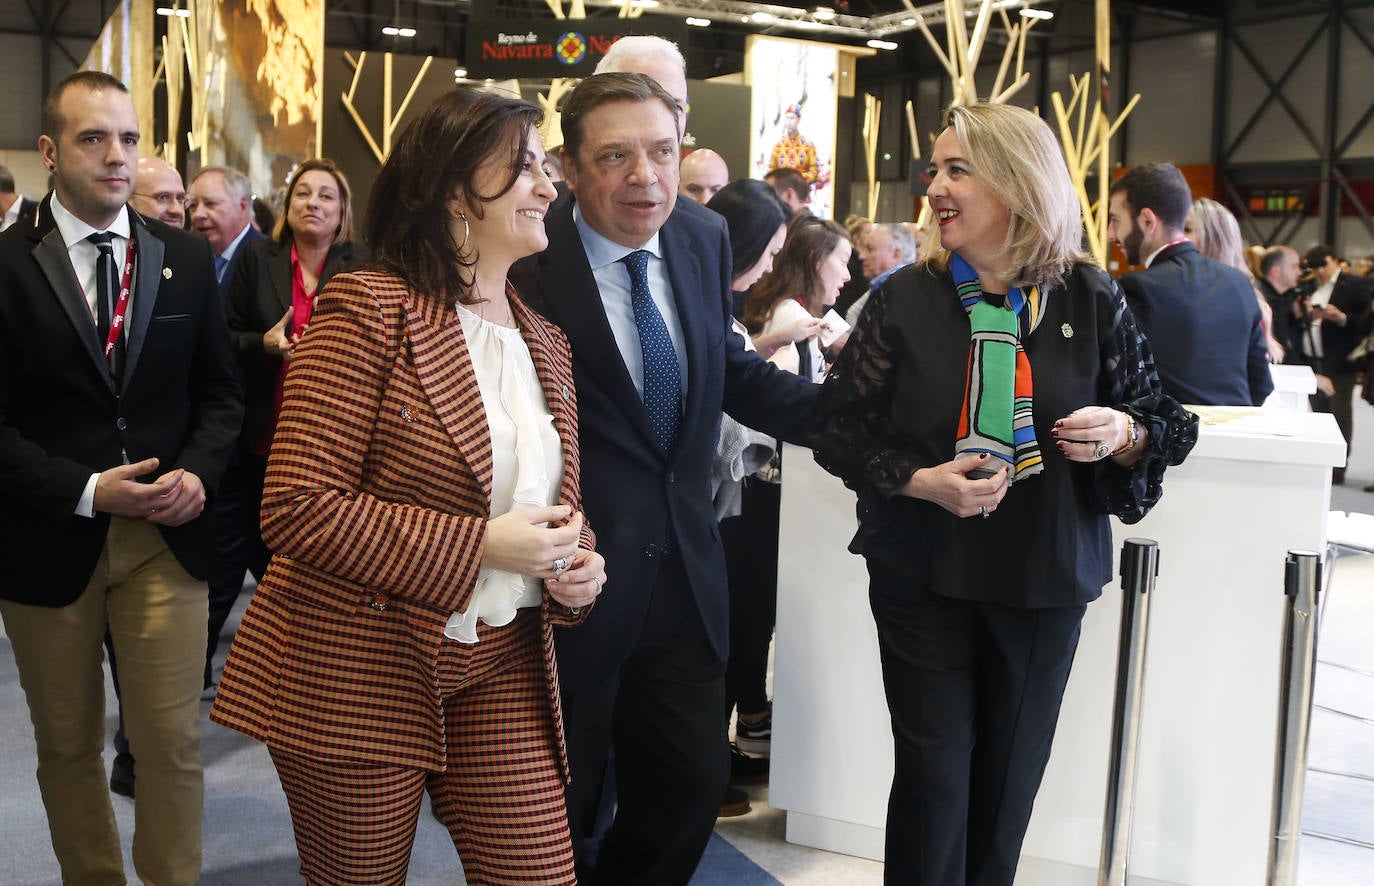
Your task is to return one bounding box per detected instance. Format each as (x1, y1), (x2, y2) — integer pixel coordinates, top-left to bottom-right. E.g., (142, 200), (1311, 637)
(1093, 441), (1111, 460)
(593, 577), (603, 593)
(552, 556), (570, 575)
(979, 506), (989, 519)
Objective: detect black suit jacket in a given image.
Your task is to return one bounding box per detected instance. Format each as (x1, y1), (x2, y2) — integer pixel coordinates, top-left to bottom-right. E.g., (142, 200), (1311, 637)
(224, 236), (364, 449)
(517, 193), (816, 688)
(1299, 271), (1374, 377)
(1118, 241), (1273, 406)
(0, 197), (244, 605)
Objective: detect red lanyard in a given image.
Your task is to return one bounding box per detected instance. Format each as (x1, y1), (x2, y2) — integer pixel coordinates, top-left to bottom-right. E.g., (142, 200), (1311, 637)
(100, 234), (138, 361)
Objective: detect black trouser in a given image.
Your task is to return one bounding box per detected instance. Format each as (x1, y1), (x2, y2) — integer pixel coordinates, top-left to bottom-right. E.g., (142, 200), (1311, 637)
(866, 559), (1085, 886)
(721, 476), (780, 719)
(205, 452), (270, 683)
(562, 553), (729, 886)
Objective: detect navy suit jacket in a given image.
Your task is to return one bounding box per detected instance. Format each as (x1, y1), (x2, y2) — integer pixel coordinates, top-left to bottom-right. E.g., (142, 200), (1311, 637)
(217, 225), (266, 302)
(517, 193), (816, 688)
(1118, 241), (1273, 406)
(0, 197), (243, 605)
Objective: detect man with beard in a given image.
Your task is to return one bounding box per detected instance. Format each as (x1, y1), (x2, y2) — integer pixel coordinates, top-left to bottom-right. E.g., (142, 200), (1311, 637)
(1107, 163), (1272, 407)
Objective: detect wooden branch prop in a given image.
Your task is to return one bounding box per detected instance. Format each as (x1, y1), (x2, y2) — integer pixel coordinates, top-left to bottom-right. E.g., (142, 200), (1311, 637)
(908, 0), (1037, 107)
(863, 93), (883, 217)
(544, 0), (565, 19)
(341, 51), (434, 164)
(905, 100), (919, 160)
(538, 78), (576, 149)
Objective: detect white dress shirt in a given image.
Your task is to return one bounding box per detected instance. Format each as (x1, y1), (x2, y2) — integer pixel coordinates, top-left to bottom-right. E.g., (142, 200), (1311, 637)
(50, 194), (135, 517)
(445, 303), (564, 644)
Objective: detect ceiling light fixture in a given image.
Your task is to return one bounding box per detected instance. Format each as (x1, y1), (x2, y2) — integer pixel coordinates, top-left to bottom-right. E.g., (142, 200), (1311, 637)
(686, 17), (711, 27)
(752, 11), (775, 23)
(155, 7), (191, 17)
(867, 38), (898, 50)
(814, 7), (836, 20)
(1020, 7), (1054, 20)
(382, 25), (417, 37)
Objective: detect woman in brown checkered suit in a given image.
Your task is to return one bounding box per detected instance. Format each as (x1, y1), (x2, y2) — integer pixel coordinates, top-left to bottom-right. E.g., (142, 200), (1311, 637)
(211, 88), (606, 885)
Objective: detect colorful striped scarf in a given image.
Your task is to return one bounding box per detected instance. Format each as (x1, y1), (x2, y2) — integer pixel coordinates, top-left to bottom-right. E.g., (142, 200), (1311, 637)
(952, 253), (1044, 484)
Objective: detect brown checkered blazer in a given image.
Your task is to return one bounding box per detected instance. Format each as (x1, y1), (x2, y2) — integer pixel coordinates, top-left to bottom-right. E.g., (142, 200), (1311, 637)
(211, 269), (592, 778)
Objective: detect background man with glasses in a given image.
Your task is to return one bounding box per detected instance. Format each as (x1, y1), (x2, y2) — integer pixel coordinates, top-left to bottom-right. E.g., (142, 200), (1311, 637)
(129, 156), (186, 228)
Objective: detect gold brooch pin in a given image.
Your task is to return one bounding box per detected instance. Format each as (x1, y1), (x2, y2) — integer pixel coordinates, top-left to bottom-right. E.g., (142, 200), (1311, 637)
(1061, 323), (1074, 338)
(400, 405), (413, 422)
(162, 267), (173, 279)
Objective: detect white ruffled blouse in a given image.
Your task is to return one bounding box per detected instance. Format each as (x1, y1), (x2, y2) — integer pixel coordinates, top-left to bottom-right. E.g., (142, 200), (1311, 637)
(444, 301), (564, 644)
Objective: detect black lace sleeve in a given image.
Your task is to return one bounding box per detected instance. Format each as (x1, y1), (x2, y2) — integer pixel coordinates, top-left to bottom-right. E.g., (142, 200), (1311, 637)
(1093, 278), (1199, 523)
(809, 280), (925, 498)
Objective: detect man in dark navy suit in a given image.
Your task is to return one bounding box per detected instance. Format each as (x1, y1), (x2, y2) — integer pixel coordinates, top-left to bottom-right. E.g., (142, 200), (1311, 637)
(0, 71), (241, 884)
(1107, 163), (1272, 407)
(517, 73), (814, 886)
(187, 164), (268, 685)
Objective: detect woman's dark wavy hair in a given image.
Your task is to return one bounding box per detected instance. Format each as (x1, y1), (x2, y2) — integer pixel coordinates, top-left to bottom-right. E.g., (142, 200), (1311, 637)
(741, 212), (847, 335)
(706, 179), (789, 288)
(365, 87), (543, 306)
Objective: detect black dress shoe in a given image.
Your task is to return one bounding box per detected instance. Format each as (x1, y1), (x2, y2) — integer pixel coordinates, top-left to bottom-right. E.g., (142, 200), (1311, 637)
(110, 752), (135, 799)
(729, 742), (769, 787)
(718, 786), (751, 818)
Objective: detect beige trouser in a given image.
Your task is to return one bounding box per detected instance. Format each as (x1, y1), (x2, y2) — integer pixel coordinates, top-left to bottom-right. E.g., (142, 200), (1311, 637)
(0, 518), (206, 886)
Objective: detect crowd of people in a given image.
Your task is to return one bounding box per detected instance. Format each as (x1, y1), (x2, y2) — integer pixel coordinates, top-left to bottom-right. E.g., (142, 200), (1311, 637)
(0, 30), (1366, 886)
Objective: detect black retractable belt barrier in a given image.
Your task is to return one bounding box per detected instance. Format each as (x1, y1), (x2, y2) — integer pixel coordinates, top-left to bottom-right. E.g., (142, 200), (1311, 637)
(1098, 538), (1158, 886)
(1266, 551), (1321, 886)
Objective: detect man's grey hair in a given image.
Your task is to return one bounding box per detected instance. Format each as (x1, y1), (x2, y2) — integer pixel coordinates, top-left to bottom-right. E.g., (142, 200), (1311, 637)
(594, 35), (685, 76)
(874, 222), (917, 264)
(192, 165), (252, 204)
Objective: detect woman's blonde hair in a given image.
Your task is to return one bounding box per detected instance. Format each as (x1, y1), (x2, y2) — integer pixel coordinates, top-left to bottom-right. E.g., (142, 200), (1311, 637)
(1187, 197), (1252, 279)
(920, 102), (1089, 290)
(276, 158), (354, 246)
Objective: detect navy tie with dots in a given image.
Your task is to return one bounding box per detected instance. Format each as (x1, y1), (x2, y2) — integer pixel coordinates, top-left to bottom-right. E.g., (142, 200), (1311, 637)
(622, 249), (680, 454)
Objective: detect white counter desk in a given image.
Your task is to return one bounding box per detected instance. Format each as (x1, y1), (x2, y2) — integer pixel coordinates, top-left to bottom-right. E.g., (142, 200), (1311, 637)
(770, 409), (1345, 885)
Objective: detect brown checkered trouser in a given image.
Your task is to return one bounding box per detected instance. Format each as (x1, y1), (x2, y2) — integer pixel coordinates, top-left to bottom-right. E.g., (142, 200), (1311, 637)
(270, 608), (576, 885)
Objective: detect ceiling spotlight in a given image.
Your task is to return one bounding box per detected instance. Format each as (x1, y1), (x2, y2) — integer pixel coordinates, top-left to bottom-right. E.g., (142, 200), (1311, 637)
(382, 26), (416, 37)
(752, 11), (775, 23)
(901, 18), (916, 26)
(867, 39), (898, 50)
(813, 6), (836, 20)
(454, 67), (468, 78)
(686, 17), (711, 27)
(155, 6), (191, 17)
(1020, 7), (1054, 19)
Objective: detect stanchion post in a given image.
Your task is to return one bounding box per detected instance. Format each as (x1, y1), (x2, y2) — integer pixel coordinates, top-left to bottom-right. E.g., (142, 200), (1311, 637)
(1267, 550), (1322, 886)
(1098, 537), (1159, 886)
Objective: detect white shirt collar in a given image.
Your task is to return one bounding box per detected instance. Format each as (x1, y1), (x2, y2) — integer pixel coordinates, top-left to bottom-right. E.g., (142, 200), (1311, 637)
(1, 198), (20, 230)
(219, 222), (254, 263)
(51, 193), (131, 248)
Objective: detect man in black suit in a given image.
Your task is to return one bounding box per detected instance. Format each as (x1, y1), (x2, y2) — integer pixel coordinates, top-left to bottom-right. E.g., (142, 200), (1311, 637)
(129, 155), (187, 228)
(1107, 163), (1273, 407)
(1297, 244), (1374, 483)
(0, 72), (242, 884)
(519, 73), (814, 885)
(0, 163), (39, 232)
(1257, 245), (1304, 363)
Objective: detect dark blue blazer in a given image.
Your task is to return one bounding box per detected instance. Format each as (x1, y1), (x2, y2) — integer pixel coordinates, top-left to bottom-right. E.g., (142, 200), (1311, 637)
(0, 197), (243, 605)
(1118, 241), (1273, 406)
(518, 193), (816, 688)
(217, 225), (266, 302)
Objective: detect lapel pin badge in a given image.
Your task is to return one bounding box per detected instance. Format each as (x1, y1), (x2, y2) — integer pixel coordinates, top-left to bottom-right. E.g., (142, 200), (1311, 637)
(162, 267), (173, 279)
(400, 405), (413, 422)
(1061, 323), (1074, 338)
(561, 384), (571, 401)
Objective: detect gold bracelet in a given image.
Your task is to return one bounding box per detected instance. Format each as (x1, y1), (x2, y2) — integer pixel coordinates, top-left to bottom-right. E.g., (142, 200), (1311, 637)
(1109, 415), (1138, 457)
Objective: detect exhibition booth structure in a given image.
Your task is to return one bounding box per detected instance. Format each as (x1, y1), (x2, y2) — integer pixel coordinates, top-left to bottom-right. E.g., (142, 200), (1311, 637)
(770, 400), (1346, 885)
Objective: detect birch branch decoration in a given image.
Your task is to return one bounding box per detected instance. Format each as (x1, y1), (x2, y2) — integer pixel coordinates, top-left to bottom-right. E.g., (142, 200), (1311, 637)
(864, 93), (882, 217)
(901, 0), (1040, 106)
(1049, 3), (1141, 266)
